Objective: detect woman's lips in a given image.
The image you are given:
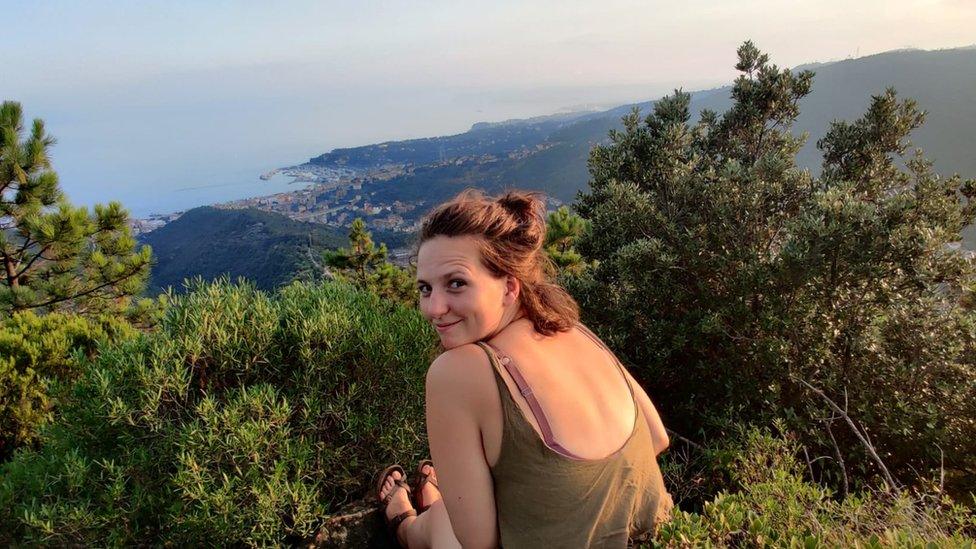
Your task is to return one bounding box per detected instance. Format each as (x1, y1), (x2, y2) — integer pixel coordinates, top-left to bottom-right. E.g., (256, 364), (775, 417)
(435, 319), (461, 333)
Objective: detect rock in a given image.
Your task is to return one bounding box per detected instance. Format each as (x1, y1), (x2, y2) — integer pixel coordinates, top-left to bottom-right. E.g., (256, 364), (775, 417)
(305, 501), (398, 548)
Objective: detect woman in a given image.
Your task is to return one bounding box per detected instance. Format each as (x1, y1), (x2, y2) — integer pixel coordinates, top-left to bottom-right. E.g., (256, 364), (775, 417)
(377, 189), (673, 548)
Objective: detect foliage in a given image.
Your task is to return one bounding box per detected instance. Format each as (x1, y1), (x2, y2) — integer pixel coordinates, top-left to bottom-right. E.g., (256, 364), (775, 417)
(544, 205), (594, 276)
(0, 279), (437, 546)
(324, 218), (417, 306)
(0, 311), (137, 461)
(0, 101), (151, 316)
(574, 42), (976, 494)
(651, 429), (976, 548)
(124, 293), (171, 330)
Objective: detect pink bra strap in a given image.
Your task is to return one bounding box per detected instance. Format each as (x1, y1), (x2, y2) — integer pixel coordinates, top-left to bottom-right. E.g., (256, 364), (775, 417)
(479, 340), (584, 459)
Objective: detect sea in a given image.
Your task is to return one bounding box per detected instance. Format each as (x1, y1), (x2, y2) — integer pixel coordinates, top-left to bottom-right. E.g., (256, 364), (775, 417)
(55, 154), (314, 220)
(28, 78), (680, 220)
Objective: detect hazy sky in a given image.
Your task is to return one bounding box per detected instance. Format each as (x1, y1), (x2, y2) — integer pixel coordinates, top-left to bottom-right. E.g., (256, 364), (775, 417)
(2, 0), (975, 215)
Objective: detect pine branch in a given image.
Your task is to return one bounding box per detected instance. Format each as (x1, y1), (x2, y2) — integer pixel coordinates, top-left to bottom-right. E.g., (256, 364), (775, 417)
(15, 263), (146, 312)
(14, 234), (36, 259)
(12, 243), (52, 280)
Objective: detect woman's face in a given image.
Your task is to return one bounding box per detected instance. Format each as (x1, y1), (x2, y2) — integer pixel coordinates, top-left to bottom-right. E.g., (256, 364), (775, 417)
(416, 235), (516, 349)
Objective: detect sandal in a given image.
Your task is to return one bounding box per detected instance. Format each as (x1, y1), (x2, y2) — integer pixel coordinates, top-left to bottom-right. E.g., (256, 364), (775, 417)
(375, 464), (417, 541)
(411, 459), (440, 513)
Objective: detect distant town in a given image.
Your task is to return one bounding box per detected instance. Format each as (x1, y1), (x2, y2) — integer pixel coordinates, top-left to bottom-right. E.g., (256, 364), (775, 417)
(129, 162), (421, 237)
(219, 161), (428, 232)
(130, 145), (562, 238)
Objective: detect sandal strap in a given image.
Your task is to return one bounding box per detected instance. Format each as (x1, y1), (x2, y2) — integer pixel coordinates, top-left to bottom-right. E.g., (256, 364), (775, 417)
(416, 472), (438, 488)
(382, 479), (411, 508)
(414, 478), (438, 512)
(388, 509), (417, 534)
(413, 459), (439, 512)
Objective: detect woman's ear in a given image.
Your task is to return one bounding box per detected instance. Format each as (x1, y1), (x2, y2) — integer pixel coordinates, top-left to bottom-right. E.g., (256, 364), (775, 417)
(504, 275), (521, 305)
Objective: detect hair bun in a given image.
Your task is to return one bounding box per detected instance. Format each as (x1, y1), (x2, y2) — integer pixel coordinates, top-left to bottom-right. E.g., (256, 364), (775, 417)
(497, 191), (544, 225)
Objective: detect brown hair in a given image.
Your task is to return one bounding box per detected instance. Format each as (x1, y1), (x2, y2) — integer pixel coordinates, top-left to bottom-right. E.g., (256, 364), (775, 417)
(417, 188), (579, 336)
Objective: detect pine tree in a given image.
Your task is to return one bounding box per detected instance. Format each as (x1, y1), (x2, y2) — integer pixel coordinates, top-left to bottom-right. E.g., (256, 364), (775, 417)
(324, 218), (415, 305)
(0, 101), (152, 316)
(544, 206), (592, 275)
(324, 218), (386, 283)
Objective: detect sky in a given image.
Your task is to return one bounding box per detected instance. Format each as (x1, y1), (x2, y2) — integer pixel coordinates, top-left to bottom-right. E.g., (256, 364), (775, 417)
(2, 0), (975, 216)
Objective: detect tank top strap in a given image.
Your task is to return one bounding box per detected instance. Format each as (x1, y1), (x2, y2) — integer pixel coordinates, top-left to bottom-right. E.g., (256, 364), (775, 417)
(574, 323), (638, 405)
(476, 340), (585, 460)
(476, 342), (526, 434)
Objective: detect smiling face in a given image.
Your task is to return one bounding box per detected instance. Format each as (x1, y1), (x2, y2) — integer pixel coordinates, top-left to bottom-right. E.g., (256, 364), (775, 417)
(416, 235), (520, 349)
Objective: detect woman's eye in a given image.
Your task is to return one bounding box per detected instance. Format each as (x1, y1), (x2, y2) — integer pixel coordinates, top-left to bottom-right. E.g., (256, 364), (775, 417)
(416, 280), (464, 295)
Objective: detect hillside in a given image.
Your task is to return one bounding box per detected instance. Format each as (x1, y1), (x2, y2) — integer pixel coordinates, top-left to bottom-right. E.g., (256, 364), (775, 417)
(298, 46), (976, 242)
(140, 207), (354, 293)
(308, 111), (593, 169)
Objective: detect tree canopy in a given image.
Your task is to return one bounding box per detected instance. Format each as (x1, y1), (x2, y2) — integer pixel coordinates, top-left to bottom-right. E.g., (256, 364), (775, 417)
(573, 41), (976, 494)
(323, 218), (416, 305)
(0, 101), (151, 316)
(544, 205), (592, 276)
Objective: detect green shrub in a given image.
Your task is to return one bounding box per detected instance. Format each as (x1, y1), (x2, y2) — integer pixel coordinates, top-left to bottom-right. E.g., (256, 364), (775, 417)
(0, 279), (437, 546)
(575, 42), (976, 493)
(0, 311), (137, 460)
(653, 429), (976, 548)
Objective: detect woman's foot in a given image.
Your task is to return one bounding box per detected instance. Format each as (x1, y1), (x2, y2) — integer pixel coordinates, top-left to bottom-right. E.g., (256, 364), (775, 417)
(414, 460), (442, 513)
(377, 466), (417, 545)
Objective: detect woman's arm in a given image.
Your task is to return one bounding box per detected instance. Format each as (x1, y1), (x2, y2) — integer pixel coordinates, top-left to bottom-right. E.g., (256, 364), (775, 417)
(621, 367), (669, 455)
(425, 344), (499, 548)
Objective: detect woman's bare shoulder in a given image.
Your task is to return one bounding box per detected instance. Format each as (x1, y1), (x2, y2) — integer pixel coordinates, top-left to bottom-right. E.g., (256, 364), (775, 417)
(426, 343), (496, 405)
(429, 343), (492, 373)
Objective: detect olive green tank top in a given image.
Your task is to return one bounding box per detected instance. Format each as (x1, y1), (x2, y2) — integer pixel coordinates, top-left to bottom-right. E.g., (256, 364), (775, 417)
(476, 325), (672, 548)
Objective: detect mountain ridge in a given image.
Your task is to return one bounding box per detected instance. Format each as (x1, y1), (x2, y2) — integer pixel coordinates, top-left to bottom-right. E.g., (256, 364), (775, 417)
(261, 45), (976, 248)
(299, 46), (976, 184)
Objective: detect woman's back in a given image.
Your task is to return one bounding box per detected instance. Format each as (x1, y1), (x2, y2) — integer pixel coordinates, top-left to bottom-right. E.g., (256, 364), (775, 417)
(476, 320), (637, 464)
(474, 321), (672, 547)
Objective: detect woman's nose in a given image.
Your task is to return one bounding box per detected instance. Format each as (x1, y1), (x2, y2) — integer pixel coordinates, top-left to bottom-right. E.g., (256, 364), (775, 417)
(425, 288), (449, 317)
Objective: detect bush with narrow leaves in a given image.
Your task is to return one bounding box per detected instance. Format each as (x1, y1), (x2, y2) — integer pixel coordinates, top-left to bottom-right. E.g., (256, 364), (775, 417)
(0, 279), (437, 546)
(0, 310), (136, 460)
(652, 429), (976, 548)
